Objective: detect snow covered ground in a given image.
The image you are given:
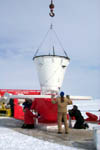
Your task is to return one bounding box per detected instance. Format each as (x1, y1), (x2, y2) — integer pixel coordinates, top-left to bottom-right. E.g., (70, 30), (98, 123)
(0, 126), (85, 150)
(68, 99), (100, 119)
(0, 99), (100, 150)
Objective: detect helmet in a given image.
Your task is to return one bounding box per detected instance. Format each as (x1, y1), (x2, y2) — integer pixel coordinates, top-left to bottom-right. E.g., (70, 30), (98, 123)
(60, 91), (64, 97)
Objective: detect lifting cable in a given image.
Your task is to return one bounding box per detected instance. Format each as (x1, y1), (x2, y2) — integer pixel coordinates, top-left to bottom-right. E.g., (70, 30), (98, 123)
(34, 28), (51, 57)
(52, 28), (68, 57)
(34, 25), (69, 58)
(34, 0), (69, 58)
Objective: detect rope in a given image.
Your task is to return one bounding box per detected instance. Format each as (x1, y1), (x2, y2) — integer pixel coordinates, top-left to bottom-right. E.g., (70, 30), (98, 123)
(34, 28), (50, 57)
(34, 24), (69, 58)
(52, 28), (68, 57)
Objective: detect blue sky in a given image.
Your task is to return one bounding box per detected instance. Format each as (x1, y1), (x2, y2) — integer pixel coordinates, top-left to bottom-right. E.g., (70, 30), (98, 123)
(0, 0), (100, 98)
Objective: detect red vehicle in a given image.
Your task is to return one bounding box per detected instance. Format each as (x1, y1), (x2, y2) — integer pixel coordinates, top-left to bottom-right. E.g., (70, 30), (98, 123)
(0, 89), (57, 123)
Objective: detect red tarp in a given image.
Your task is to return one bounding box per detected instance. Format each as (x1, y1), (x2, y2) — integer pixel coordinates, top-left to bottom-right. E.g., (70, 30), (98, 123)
(31, 98), (58, 123)
(14, 99), (24, 120)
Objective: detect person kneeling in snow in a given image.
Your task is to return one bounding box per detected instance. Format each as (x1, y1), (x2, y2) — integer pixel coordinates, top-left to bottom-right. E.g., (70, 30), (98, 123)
(21, 99), (37, 129)
(69, 105), (89, 129)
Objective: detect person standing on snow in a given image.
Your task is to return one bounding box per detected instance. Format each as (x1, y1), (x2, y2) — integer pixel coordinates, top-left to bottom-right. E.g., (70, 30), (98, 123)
(21, 99), (36, 129)
(51, 92), (72, 134)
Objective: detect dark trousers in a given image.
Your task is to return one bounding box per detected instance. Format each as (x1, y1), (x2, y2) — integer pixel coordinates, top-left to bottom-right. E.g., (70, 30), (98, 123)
(11, 106), (14, 117)
(74, 120), (84, 129)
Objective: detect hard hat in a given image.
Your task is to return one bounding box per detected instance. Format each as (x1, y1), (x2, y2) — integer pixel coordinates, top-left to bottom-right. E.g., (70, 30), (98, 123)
(60, 91), (64, 97)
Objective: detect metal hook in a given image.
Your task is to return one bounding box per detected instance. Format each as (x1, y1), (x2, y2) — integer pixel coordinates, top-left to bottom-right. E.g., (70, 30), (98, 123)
(49, 0), (55, 17)
(49, 12), (55, 17)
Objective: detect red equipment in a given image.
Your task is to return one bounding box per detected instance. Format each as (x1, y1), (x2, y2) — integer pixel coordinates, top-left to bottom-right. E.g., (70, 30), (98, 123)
(31, 98), (57, 123)
(85, 112), (98, 122)
(0, 89), (41, 121)
(0, 89), (58, 123)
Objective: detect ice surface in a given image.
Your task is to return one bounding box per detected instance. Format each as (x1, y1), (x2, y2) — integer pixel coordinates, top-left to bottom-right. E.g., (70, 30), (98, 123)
(0, 127), (83, 150)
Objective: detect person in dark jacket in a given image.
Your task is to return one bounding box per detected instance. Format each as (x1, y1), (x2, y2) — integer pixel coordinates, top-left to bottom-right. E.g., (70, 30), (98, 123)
(69, 105), (89, 129)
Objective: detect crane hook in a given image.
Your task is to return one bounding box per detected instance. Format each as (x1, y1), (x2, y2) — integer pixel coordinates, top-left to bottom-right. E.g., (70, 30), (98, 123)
(49, 12), (55, 17)
(49, 0), (55, 17)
